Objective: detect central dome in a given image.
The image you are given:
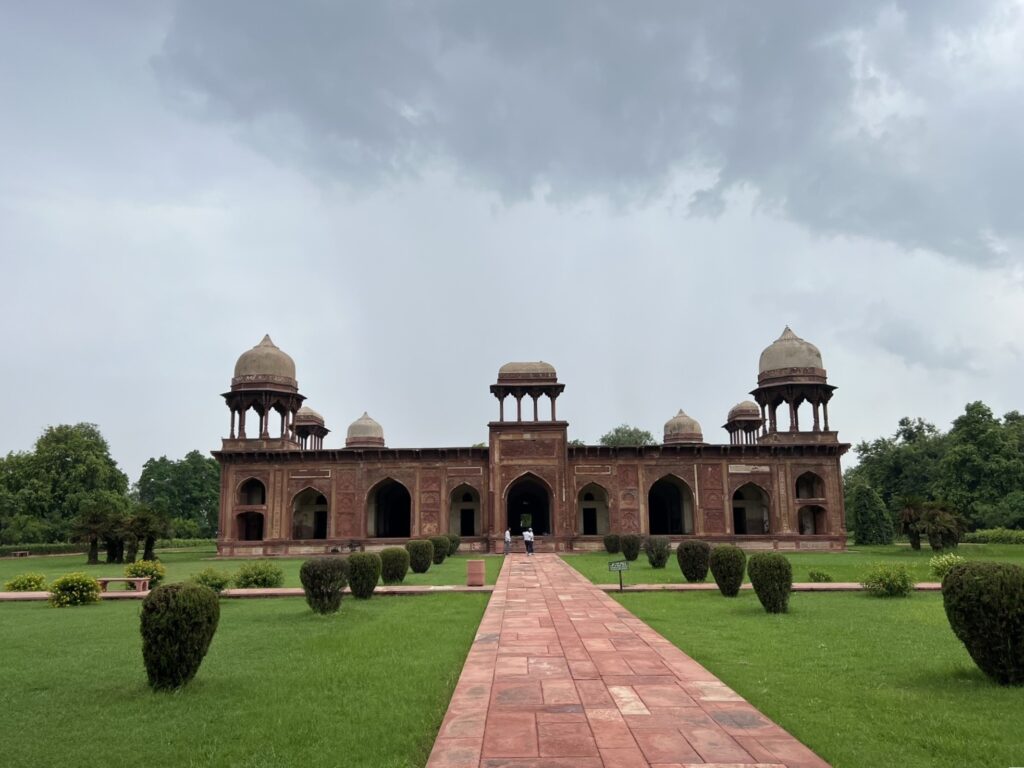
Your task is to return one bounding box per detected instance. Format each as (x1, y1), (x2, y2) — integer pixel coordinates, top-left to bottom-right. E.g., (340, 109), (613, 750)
(498, 361), (557, 382)
(663, 409), (704, 444)
(758, 327), (824, 375)
(232, 335), (298, 391)
(346, 412), (385, 448)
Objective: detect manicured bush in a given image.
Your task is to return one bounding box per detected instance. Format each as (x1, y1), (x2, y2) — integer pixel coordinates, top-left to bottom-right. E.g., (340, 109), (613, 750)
(620, 534), (642, 562)
(709, 545), (746, 597)
(125, 559), (166, 588)
(964, 528), (1024, 544)
(429, 536), (450, 565)
(348, 552), (381, 599)
(930, 552), (966, 581)
(676, 541), (710, 583)
(942, 561), (1024, 685)
(603, 534), (621, 554)
(140, 583), (220, 690)
(405, 540), (434, 573)
(861, 563), (914, 597)
(48, 572), (101, 607)
(848, 484), (894, 545)
(234, 560), (285, 588)
(808, 570), (834, 583)
(748, 553), (793, 613)
(299, 557), (350, 614)
(4, 572), (46, 591)
(445, 533), (461, 555)
(643, 536), (671, 568)
(380, 547), (410, 584)
(191, 567), (233, 594)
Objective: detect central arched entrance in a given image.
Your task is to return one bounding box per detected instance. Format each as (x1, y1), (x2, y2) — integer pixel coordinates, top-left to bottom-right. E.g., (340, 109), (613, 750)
(367, 479), (411, 538)
(506, 475), (551, 536)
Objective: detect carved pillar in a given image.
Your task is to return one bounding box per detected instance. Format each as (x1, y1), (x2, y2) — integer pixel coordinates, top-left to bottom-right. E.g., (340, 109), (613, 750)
(229, 409), (236, 439)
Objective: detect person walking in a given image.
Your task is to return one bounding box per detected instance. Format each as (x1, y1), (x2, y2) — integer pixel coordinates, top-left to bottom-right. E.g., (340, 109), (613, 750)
(525, 527), (534, 556)
(503, 527), (511, 555)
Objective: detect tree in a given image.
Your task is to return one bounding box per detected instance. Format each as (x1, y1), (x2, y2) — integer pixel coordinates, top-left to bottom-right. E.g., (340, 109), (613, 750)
(568, 439), (586, 447)
(847, 484), (894, 545)
(71, 490), (127, 564)
(599, 424), (656, 447)
(136, 450), (221, 538)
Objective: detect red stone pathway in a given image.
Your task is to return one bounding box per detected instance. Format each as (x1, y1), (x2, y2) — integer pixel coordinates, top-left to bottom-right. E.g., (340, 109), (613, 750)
(426, 554), (830, 768)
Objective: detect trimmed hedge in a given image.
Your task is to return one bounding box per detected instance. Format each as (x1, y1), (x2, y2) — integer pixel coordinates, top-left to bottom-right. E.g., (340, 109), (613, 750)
(963, 528), (1024, 544)
(48, 572), (101, 607)
(942, 561), (1024, 685)
(748, 553), (792, 613)
(621, 534), (642, 562)
(445, 534), (461, 556)
(429, 536), (450, 565)
(125, 559), (166, 588)
(234, 560), (285, 589)
(861, 563), (913, 597)
(709, 545), (746, 597)
(644, 536), (671, 568)
(1, 543), (86, 557)
(191, 567), (233, 594)
(380, 547), (411, 584)
(676, 541), (710, 583)
(405, 540), (433, 573)
(348, 552), (381, 599)
(603, 534), (621, 554)
(299, 557), (350, 614)
(140, 583), (220, 690)
(4, 572), (46, 591)
(808, 569), (834, 583)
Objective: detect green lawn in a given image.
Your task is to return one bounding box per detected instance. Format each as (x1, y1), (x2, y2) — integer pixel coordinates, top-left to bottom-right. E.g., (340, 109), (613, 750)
(616, 590), (1024, 768)
(0, 594), (488, 768)
(0, 548), (503, 590)
(564, 543), (1024, 585)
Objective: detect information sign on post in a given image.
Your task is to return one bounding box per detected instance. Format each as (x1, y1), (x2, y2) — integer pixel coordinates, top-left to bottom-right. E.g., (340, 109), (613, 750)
(608, 559), (629, 592)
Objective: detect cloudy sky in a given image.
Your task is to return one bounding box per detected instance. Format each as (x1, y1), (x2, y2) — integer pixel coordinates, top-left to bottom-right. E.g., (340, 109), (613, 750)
(2, 1), (1024, 482)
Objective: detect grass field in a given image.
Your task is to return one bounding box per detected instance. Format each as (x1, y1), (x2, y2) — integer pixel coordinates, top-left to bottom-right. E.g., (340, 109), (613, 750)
(0, 548), (504, 590)
(0, 594), (488, 768)
(617, 590), (1024, 768)
(563, 543), (1024, 585)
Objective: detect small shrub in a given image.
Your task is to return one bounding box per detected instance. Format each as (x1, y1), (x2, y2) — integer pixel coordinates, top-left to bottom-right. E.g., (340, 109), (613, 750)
(380, 547), (411, 584)
(942, 561), (1024, 685)
(620, 534), (642, 562)
(429, 536), (450, 565)
(234, 560), (285, 589)
(861, 563), (913, 597)
(930, 552), (966, 581)
(808, 570), (834, 583)
(348, 552), (381, 599)
(748, 553), (793, 613)
(125, 559), (167, 588)
(191, 567), (233, 594)
(299, 557), (350, 614)
(405, 540), (433, 573)
(603, 534), (621, 554)
(140, 583), (220, 690)
(48, 572), (101, 607)
(4, 572), (46, 591)
(676, 541), (710, 583)
(445, 533), (461, 556)
(963, 528), (1024, 545)
(643, 536), (671, 568)
(709, 545), (746, 597)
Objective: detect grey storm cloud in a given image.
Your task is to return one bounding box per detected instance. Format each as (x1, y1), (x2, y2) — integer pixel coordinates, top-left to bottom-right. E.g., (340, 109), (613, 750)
(155, 0), (1024, 264)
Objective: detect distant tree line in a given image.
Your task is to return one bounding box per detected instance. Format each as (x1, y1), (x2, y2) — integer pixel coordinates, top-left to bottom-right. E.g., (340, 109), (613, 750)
(0, 423), (220, 558)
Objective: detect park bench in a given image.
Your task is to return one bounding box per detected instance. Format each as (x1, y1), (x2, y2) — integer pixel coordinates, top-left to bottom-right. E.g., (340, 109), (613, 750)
(96, 577), (150, 592)
(10, 550), (30, 557)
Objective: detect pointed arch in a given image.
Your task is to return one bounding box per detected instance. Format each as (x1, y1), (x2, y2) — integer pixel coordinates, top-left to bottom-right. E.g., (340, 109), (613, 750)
(505, 472), (552, 536)
(449, 483), (481, 536)
(798, 505), (828, 535)
(648, 474), (694, 535)
(732, 482), (771, 535)
(577, 483), (610, 536)
(237, 477), (267, 506)
(236, 511), (264, 541)
(366, 478), (411, 538)
(795, 472), (825, 500)
(291, 486), (329, 540)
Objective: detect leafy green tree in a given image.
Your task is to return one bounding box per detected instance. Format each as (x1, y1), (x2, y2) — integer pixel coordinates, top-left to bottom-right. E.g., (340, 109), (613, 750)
(847, 484), (894, 545)
(136, 450), (220, 538)
(599, 424), (656, 447)
(568, 439), (586, 447)
(71, 490), (127, 564)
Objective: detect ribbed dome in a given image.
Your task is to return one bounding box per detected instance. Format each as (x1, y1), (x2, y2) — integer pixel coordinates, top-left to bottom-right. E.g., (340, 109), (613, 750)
(728, 400), (762, 421)
(758, 327), (823, 374)
(295, 405), (324, 423)
(232, 335), (297, 390)
(346, 412), (385, 448)
(663, 409), (704, 444)
(498, 361), (557, 381)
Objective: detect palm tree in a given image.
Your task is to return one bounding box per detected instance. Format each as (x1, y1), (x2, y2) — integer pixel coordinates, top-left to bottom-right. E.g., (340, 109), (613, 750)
(897, 496), (923, 550)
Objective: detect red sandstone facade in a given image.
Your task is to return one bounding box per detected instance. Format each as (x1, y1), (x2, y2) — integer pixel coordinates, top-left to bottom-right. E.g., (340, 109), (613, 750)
(214, 330), (849, 556)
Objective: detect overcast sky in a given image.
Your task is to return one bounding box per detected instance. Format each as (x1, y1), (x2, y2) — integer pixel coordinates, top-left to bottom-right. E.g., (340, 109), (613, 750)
(2, 1), (1023, 482)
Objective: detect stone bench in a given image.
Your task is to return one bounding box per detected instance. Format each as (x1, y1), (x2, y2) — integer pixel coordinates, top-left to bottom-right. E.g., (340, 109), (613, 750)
(96, 577), (150, 592)
(10, 551), (29, 557)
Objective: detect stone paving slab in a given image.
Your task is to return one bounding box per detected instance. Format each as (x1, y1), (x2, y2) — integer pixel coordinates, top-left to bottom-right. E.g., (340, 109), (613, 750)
(426, 554), (831, 768)
(0, 584), (494, 602)
(597, 582), (940, 593)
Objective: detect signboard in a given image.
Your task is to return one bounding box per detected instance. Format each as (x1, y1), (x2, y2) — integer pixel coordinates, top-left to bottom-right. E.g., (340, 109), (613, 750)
(608, 560), (629, 572)
(728, 464), (771, 474)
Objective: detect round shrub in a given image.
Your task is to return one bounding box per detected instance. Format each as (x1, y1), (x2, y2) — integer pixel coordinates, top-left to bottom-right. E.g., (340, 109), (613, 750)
(299, 557), (350, 614)
(603, 534), (621, 554)
(348, 552), (382, 599)
(748, 553), (793, 613)
(125, 559), (166, 588)
(191, 567), (233, 594)
(942, 561), (1024, 685)
(405, 540), (433, 573)
(445, 533), (461, 555)
(234, 560), (285, 589)
(709, 545), (746, 597)
(930, 552), (966, 581)
(48, 572), (101, 607)
(676, 541), (710, 583)
(429, 536), (450, 565)
(644, 536), (671, 568)
(620, 534), (642, 562)
(861, 563), (914, 597)
(808, 570), (834, 583)
(4, 572), (46, 591)
(380, 547), (410, 584)
(140, 583), (220, 690)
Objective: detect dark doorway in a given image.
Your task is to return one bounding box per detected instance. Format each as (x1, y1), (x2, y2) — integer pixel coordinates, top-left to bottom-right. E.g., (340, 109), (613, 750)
(507, 476), (550, 535)
(648, 477), (691, 535)
(460, 508), (475, 536)
(314, 509), (328, 539)
(373, 481), (411, 538)
(582, 507), (597, 535)
(239, 512), (264, 541)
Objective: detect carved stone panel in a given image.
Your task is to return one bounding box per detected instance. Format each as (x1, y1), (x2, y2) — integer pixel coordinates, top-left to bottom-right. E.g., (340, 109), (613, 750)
(501, 439), (558, 458)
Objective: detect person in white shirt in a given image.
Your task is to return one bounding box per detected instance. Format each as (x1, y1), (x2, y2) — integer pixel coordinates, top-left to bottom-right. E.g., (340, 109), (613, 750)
(525, 528), (534, 555)
(503, 527), (511, 555)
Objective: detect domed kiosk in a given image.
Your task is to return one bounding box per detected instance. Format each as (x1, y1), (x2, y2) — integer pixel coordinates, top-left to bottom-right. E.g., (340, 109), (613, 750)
(223, 335), (305, 445)
(723, 400), (764, 445)
(751, 327), (836, 440)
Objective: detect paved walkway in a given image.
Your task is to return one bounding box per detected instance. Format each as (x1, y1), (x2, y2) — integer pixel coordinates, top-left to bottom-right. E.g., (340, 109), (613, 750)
(427, 554), (830, 768)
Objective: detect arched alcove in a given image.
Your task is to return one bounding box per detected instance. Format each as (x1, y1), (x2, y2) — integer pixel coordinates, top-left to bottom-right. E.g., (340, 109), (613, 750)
(798, 505), (828, 535)
(506, 475), (551, 536)
(449, 485), (481, 536)
(732, 483), (770, 535)
(648, 476), (694, 535)
(577, 484), (609, 536)
(292, 488), (329, 539)
(796, 472), (825, 500)
(367, 479), (411, 538)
